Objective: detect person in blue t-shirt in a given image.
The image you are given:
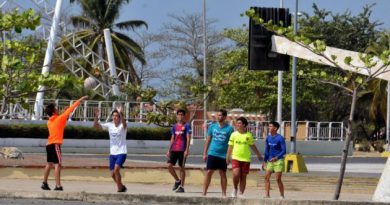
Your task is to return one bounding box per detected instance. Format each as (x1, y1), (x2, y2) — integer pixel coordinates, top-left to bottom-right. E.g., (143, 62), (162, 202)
(202, 109), (234, 197)
(263, 121), (286, 199)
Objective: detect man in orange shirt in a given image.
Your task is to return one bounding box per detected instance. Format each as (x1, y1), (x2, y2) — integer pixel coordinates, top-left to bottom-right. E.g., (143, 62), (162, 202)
(41, 96), (88, 191)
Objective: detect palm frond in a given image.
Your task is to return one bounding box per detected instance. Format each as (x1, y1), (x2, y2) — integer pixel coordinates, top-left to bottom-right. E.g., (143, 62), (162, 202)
(70, 16), (94, 28)
(115, 20), (148, 31)
(112, 32), (146, 65)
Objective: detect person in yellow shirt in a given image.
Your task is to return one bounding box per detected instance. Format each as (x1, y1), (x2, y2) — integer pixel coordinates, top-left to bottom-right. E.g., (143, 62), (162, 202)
(226, 117), (262, 198)
(41, 96), (88, 191)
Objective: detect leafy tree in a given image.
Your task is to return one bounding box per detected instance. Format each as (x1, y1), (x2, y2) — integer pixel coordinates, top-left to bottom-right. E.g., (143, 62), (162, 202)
(246, 3), (389, 200)
(64, 0), (147, 87)
(0, 9), (76, 116)
(210, 28), (332, 120)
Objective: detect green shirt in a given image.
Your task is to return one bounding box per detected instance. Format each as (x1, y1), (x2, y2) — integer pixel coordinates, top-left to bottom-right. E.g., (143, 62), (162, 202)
(228, 131), (254, 162)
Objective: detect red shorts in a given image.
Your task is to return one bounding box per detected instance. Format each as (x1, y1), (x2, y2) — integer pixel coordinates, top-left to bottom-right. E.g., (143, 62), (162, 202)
(231, 159), (250, 174)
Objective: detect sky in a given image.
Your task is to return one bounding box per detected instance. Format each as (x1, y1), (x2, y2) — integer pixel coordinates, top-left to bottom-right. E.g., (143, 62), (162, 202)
(115, 0), (389, 88)
(6, 0), (390, 90)
(123, 0), (389, 32)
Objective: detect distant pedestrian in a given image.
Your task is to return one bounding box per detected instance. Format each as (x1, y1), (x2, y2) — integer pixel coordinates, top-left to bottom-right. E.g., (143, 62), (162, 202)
(202, 109), (234, 197)
(41, 96), (88, 191)
(226, 117), (263, 198)
(166, 109), (192, 193)
(263, 121), (286, 199)
(94, 105), (128, 192)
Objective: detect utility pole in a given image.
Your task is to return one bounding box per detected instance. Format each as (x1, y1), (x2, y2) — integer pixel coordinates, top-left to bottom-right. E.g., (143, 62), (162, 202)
(202, 0), (207, 138)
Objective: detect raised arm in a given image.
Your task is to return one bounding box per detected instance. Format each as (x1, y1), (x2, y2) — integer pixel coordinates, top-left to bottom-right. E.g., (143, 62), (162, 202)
(116, 105), (127, 129)
(60, 96), (88, 119)
(93, 108), (102, 129)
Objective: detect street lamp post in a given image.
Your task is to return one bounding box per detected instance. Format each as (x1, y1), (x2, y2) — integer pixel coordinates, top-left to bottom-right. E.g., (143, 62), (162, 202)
(202, 0), (207, 138)
(291, 0), (298, 153)
(277, 0), (284, 131)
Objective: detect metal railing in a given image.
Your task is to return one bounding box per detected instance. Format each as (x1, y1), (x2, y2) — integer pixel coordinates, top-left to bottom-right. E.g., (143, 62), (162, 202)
(307, 122), (344, 141)
(0, 99), (155, 122)
(191, 120), (345, 141)
(0, 98), (345, 141)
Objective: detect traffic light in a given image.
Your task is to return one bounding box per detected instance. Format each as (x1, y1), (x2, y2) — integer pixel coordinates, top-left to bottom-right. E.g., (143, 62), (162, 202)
(248, 7), (291, 71)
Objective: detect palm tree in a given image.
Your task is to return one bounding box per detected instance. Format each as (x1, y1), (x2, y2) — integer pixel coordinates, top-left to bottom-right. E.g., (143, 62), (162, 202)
(365, 32), (390, 120)
(64, 0), (147, 86)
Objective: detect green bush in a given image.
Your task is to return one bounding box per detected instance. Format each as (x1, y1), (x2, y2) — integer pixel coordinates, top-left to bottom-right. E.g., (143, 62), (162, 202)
(0, 124), (170, 140)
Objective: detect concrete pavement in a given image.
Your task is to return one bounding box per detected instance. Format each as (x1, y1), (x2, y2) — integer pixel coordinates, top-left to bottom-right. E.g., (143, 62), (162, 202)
(0, 153), (386, 204)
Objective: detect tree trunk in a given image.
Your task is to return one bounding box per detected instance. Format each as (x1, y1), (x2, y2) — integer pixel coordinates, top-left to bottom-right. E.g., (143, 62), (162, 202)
(333, 88), (358, 200)
(0, 97), (6, 119)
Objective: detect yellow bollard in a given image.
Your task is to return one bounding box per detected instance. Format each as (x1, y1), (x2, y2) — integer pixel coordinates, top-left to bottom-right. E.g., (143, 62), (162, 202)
(284, 153), (308, 173)
(381, 151), (390, 158)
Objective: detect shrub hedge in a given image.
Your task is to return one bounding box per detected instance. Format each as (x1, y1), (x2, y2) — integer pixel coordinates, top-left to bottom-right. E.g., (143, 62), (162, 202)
(0, 124), (171, 140)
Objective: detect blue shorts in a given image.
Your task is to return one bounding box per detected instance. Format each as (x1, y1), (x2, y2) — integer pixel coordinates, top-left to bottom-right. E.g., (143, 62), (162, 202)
(109, 154), (127, 171)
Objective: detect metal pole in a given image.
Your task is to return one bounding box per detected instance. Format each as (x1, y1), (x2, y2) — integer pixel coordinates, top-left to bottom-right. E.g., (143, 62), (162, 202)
(279, 0), (284, 7)
(387, 81), (390, 151)
(277, 0), (284, 128)
(203, 0), (207, 138)
(34, 0), (63, 119)
(290, 0), (298, 153)
(103, 28), (120, 96)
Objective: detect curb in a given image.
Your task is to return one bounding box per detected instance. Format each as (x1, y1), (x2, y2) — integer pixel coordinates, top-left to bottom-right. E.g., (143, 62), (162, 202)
(0, 190), (386, 205)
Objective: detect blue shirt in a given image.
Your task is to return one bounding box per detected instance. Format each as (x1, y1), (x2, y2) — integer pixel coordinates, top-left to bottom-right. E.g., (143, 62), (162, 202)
(264, 134), (286, 162)
(207, 122), (234, 159)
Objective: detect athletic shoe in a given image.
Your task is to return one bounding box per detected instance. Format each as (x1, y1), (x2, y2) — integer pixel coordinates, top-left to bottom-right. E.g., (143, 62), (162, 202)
(41, 182), (50, 190)
(263, 195), (270, 199)
(54, 186), (63, 191)
(175, 186), (185, 193)
(118, 185), (127, 193)
(279, 196), (285, 199)
(230, 189), (237, 198)
(172, 180), (181, 191)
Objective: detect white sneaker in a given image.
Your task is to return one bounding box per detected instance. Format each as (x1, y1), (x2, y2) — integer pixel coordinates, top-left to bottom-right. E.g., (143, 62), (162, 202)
(237, 194), (244, 198)
(230, 189), (238, 198)
(263, 195), (270, 199)
(279, 196), (285, 199)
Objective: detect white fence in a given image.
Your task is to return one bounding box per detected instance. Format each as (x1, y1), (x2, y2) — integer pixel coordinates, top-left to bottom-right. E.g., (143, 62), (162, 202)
(191, 120), (345, 141)
(0, 99), (345, 141)
(0, 99), (155, 122)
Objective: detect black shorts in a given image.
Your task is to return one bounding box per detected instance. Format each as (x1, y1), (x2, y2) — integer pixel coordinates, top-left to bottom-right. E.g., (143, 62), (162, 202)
(167, 151), (185, 167)
(46, 144), (62, 164)
(206, 155), (227, 171)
